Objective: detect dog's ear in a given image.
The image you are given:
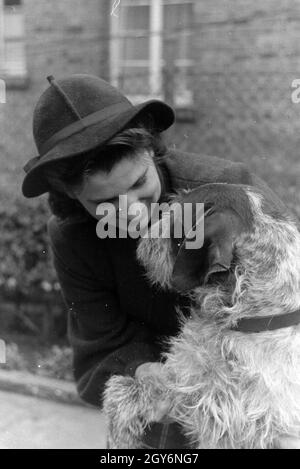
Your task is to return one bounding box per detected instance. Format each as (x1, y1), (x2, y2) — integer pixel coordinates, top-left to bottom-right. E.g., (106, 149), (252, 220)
(171, 209), (244, 292)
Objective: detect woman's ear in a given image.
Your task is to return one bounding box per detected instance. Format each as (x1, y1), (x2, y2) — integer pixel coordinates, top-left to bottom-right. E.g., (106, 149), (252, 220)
(171, 209), (244, 292)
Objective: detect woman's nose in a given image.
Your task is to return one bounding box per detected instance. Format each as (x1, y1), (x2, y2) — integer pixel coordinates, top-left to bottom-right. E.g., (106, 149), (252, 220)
(126, 192), (139, 207)
(125, 193), (148, 221)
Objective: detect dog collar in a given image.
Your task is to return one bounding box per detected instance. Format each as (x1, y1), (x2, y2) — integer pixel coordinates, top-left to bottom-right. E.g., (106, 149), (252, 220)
(230, 308), (300, 333)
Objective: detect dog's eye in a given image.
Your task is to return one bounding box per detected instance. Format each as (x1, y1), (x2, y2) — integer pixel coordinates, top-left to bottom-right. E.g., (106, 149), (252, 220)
(132, 174), (147, 189)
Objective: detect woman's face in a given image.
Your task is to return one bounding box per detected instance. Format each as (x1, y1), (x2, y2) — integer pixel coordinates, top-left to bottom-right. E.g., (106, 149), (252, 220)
(73, 149), (162, 229)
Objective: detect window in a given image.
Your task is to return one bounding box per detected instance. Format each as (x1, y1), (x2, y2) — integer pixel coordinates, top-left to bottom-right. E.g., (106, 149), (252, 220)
(0, 0), (27, 79)
(110, 0), (194, 108)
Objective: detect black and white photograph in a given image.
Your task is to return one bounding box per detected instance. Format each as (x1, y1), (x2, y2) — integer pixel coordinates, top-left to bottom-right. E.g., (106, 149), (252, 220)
(0, 0), (299, 451)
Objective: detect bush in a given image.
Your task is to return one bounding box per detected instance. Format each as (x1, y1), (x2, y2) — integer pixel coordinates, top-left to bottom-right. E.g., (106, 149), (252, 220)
(0, 196), (60, 300)
(0, 340), (73, 382)
(36, 345), (73, 381)
(1, 342), (27, 371)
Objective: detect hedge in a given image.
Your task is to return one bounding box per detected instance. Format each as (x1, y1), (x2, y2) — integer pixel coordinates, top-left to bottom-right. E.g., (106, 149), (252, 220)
(0, 196), (61, 302)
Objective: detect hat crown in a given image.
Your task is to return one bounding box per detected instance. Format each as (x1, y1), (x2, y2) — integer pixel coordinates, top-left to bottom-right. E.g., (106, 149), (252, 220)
(33, 74), (131, 153)
(22, 73), (175, 198)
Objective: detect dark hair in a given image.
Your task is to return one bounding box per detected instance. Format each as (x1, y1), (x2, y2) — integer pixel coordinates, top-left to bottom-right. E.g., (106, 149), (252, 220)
(46, 117), (170, 222)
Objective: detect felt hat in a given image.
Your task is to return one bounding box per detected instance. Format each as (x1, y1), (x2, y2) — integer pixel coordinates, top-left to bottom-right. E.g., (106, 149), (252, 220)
(22, 74), (175, 198)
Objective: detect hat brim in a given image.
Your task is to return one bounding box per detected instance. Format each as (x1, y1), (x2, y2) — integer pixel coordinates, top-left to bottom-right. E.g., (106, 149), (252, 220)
(22, 99), (175, 198)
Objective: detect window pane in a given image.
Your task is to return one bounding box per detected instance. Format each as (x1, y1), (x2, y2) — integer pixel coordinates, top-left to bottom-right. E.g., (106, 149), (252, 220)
(163, 3), (193, 60)
(4, 0), (22, 6)
(116, 3), (151, 88)
(4, 40), (26, 75)
(174, 65), (193, 106)
(4, 11), (24, 39)
(163, 3), (193, 31)
(120, 5), (150, 31)
(118, 66), (151, 96)
(121, 36), (149, 61)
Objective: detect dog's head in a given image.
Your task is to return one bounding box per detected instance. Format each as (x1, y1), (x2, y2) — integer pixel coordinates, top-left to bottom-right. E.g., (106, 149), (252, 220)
(137, 183), (300, 318)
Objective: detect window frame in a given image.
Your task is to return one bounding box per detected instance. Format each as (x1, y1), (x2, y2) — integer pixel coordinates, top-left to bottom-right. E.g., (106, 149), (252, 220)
(109, 0), (194, 108)
(0, 0), (28, 84)
(0, 1), (5, 74)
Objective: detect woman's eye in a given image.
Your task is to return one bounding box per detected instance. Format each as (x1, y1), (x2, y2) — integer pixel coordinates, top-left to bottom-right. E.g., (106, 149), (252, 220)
(94, 198), (116, 205)
(133, 175), (147, 188)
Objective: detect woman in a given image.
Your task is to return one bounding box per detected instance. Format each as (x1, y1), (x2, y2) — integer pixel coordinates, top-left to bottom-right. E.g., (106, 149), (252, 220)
(21, 74), (296, 449)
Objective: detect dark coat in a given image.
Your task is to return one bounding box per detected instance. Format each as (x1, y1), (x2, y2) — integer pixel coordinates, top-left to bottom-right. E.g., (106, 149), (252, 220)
(47, 149), (268, 410)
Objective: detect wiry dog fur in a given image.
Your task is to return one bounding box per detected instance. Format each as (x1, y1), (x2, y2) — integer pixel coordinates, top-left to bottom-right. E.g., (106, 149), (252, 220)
(103, 184), (300, 449)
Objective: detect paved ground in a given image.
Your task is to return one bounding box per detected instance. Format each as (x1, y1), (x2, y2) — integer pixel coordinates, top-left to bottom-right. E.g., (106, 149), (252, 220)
(0, 390), (107, 449)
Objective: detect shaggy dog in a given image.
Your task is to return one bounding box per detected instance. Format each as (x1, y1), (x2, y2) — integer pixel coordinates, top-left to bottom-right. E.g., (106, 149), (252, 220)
(103, 183), (300, 449)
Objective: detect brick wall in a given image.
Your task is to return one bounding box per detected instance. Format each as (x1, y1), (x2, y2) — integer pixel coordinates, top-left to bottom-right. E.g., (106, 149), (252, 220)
(165, 0), (300, 217)
(25, 0), (110, 83)
(0, 0), (110, 205)
(167, 0), (300, 149)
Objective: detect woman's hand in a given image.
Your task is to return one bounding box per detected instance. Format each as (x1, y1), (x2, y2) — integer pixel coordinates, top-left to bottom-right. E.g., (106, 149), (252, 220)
(135, 362), (173, 423)
(135, 361), (164, 379)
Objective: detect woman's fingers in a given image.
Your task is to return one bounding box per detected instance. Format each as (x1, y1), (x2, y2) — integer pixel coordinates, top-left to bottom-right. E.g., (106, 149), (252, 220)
(135, 361), (164, 379)
(135, 362), (173, 423)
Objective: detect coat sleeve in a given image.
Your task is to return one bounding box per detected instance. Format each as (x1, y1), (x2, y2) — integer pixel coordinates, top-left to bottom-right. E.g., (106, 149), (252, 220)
(47, 216), (164, 409)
